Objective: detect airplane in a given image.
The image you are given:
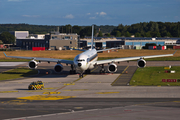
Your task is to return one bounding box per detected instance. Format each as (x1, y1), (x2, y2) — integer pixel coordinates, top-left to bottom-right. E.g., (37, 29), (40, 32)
(4, 25), (176, 78)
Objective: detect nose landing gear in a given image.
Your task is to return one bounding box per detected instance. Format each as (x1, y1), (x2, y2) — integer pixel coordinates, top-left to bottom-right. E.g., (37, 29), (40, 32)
(79, 73), (84, 78)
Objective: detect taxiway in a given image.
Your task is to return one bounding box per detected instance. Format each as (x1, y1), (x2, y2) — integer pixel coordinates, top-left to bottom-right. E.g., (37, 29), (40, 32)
(0, 61), (180, 120)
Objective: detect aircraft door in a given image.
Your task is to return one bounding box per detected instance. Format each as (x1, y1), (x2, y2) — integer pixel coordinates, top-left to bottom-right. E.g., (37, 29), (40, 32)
(87, 58), (89, 64)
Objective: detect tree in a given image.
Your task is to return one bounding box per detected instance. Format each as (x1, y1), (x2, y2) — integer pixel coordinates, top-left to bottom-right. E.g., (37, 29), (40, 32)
(79, 26), (96, 38)
(98, 31), (103, 37)
(125, 31), (131, 37)
(135, 33), (141, 37)
(106, 33), (111, 37)
(145, 31), (152, 37)
(115, 31), (121, 37)
(72, 25), (82, 34)
(156, 32), (161, 37)
(0, 32), (15, 44)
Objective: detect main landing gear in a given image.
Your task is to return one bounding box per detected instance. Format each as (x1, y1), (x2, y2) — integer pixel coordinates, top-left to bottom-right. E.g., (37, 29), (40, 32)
(70, 65), (76, 74)
(99, 64), (106, 73)
(79, 73), (84, 78)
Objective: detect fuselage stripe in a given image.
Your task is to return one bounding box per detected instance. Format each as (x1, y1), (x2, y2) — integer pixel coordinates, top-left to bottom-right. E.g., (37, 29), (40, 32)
(89, 53), (98, 62)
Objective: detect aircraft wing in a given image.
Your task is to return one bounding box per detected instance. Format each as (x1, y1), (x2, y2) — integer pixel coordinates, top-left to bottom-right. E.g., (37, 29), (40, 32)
(71, 48), (86, 52)
(94, 51), (176, 65)
(3, 52), (74, 64)
(96, 47), (121, 53)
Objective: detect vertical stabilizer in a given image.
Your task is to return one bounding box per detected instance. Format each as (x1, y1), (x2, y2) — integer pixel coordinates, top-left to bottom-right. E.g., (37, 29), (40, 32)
(91, 25), (94, 49)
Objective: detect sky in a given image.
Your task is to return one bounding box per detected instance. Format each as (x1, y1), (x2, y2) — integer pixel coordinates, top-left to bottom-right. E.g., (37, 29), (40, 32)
(0, 0), (180, 26)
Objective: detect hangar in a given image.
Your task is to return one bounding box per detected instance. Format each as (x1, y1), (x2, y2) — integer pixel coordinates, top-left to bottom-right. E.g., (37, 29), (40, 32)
(80, 37), (180, 49)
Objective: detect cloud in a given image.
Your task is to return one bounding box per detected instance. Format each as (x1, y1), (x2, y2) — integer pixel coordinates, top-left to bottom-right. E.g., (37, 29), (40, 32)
(63, 14), (74, 19)
(89, 17), (96, 19)
(22, 15), (39, 18)
(100, 12), (107, 16)
(87, 13), (91, 15)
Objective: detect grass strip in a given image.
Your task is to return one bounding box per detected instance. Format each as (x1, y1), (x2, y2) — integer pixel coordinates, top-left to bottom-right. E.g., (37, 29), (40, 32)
(0, 67), (38, 81)
(130, 66), (180, 86)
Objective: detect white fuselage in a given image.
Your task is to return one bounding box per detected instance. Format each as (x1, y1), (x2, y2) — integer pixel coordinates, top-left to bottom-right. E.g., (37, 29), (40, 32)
(73, 48), (98, 73)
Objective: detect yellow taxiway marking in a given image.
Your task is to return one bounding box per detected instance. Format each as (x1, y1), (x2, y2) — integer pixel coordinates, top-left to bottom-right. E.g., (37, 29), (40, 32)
(44, 87), (59, 89)
(63, 89), (89, 91)
(18, 95), (75, 100)
(96, 92), (120, 94)
(64, 83), (75, 86)
(0, 91), (19, 93)
(73, 75), (87, 82)
(91, 66), (98, 72)
(1, 99), (28, 105)
(43, 92), (61, 94)
(111, 66), (129, 86)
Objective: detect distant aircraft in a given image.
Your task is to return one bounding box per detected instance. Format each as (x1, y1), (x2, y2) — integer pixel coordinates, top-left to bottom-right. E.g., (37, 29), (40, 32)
(4, 25), (176, 78)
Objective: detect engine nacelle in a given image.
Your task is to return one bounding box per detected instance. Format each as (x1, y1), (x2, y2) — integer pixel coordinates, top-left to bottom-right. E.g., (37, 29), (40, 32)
(54, 64), (63, 73)
(28, 60), (38, 69)
(108, 63), (117, 73)
(137, 59), (146, 68)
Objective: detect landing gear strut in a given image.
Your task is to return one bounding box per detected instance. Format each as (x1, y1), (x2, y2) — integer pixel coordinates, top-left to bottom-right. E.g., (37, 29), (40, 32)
(70, 65), (76, 74)
(85, 69), (91, 74)
(99, 64), (106, 73)
(79, 73), (84, 78)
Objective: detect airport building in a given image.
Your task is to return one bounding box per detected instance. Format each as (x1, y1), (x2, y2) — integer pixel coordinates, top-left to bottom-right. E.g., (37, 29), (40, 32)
(9, 31), (29, 39)
(10, 31), (180, 50)
(81, 37), (180, 49)
(14, 31), (80, 50)
(49, 33), (80, 50)
(16, 34), (50, 50)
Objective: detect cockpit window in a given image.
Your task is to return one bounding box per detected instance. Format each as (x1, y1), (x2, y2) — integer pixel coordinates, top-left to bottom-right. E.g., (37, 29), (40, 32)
(77, 59), (85, 62)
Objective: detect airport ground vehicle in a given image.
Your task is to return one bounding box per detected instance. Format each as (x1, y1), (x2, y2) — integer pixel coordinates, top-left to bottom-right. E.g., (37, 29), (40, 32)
(28, 81), (44, 90)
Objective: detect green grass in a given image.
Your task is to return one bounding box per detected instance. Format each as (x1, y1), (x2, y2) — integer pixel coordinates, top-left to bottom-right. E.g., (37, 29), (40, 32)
(130, 66), (180, 86)
(0, 59), (30, 62)
(0, 67), (38, 81)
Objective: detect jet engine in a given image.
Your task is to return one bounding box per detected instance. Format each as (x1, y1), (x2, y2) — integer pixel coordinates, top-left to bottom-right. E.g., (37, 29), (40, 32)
(108, 63), (117, 73)
(54, 64), (63, 73)
(137, 59), (146, 68)
(28, 60), (38, 69)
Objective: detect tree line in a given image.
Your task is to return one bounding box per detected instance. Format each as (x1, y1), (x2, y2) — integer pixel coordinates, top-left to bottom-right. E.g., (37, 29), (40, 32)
(0, 22), (180, 40)
(111, 21), (180, 37)
(0, 24), (115, 38)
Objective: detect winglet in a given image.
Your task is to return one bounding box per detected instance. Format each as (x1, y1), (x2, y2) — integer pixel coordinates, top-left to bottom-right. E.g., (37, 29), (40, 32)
(3, 52), (7, 57)
(173, 50), (177, 55)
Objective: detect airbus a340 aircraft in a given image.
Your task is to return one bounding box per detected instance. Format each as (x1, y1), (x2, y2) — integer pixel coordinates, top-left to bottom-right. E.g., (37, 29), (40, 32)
(4, 25), (175, 78)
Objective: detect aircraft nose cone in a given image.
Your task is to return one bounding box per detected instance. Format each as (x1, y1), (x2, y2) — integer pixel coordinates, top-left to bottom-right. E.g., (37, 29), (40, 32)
(78, 63), (82, 67)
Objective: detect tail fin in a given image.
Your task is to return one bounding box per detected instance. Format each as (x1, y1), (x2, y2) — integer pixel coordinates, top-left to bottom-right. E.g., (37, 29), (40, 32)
(91, 25), (94, 49)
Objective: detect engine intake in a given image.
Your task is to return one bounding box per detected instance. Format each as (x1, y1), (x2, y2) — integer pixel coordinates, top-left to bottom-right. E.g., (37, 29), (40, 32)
(108, 63), (117, 73)
(137, 59), (146, 68)
(28, 60), (38, 69)
(54, 64), (63, 73)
